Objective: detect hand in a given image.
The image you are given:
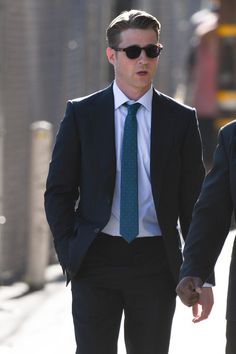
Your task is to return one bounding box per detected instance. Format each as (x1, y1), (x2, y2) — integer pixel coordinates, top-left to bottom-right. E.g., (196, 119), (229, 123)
(191, 287), (214, 323)
(176, 276), (203, 307)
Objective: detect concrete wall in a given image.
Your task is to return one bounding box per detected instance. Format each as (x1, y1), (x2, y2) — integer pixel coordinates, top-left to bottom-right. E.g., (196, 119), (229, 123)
(0, 0), (115, 283)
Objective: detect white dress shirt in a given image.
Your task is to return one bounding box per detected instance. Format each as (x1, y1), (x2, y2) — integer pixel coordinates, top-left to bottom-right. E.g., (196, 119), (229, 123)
(102, 81), (162, 237)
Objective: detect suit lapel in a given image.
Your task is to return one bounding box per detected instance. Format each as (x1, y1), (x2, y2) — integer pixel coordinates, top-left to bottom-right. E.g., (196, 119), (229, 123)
(150, 89), (175, 197)
(94, 84), (116, 196)
(95, 84), (115, 150)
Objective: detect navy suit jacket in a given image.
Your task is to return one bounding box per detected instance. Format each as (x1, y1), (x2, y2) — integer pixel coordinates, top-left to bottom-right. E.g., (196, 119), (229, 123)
(44, 84), (204, 283)
(180, 120), (236, 320)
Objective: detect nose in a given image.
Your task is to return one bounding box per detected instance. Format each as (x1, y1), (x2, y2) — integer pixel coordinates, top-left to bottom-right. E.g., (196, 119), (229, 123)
(137, 49), (148, 63)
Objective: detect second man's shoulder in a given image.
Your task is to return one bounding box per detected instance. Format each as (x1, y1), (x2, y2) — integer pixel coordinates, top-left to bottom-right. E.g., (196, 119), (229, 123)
(220, 119), (236, 135)
(218, 119), (236, 149)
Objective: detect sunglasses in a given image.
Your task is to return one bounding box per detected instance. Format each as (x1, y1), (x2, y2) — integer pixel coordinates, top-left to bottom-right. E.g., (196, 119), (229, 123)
(112, 44), (163, 59)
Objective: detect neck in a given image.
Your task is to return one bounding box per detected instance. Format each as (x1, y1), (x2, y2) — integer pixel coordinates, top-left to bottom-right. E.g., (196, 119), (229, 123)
(115, 81), (151, 101)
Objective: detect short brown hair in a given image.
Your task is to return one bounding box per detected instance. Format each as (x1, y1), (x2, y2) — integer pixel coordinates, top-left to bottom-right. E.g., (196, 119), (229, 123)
(106, 9), (161, 48)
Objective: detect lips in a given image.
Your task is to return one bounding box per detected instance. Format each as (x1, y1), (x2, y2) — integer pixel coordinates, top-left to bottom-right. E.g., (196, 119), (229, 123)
(137, 71), (148, 75)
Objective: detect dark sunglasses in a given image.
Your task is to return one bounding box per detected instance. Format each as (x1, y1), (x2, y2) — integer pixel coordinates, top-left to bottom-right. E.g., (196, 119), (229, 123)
(112, 44), (163, 59)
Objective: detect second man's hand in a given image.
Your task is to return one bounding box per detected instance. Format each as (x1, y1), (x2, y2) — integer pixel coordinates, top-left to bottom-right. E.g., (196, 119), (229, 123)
(176, 276), (214, 323)
(176, 276), (203, 307)
(191, 287), (214, 323)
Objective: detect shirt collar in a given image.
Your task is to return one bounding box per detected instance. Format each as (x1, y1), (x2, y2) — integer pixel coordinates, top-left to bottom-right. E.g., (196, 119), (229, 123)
(113, 81), (153, 112)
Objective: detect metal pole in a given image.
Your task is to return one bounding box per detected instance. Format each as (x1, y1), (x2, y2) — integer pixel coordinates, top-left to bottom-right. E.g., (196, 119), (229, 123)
(25, 121), (52, 290)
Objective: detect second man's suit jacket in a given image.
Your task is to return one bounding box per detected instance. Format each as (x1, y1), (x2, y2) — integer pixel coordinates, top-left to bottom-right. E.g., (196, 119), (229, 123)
(44, 83), (205, 283)
(180, 120), (236, 320)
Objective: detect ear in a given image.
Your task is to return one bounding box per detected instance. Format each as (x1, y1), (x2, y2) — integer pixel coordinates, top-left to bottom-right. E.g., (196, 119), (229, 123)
(106, 47), (116, 65)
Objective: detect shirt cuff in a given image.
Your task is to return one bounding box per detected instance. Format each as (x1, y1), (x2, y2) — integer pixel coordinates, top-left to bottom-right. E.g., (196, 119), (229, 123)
(202, 282), (213, 287)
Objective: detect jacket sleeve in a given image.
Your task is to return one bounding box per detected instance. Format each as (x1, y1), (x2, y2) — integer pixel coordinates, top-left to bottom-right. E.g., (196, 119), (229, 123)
(180, 127), (233, 283)
(44, 101), (81, 269)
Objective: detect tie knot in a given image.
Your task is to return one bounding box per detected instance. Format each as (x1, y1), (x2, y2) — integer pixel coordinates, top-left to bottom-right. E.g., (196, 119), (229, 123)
(126, 102), (141, 116)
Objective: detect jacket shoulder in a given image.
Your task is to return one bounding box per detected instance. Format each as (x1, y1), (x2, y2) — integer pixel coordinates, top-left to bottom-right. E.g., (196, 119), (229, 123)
(69, 84), (113, 107)
(217, 120), (236, 156)
(154, 89), (196, 114)
(220, 119), (236, 137)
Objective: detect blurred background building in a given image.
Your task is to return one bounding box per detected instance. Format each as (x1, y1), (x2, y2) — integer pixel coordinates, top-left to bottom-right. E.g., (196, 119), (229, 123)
(0, 0), (235, 285)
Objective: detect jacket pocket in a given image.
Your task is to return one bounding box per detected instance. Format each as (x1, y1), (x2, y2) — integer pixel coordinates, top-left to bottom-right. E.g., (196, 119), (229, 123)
(67, 221), (97, 277)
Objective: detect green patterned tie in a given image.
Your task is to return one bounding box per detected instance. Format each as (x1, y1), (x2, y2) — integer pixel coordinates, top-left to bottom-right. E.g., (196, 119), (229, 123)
(120, 102), (141, 243)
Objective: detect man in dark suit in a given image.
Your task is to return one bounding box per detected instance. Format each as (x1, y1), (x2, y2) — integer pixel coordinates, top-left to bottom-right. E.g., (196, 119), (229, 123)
(45, 9), (205, 354)
(176, 120), (236, 353)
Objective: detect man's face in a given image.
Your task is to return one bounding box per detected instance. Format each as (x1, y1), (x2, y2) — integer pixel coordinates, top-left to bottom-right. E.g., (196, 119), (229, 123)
(106, 28), (160, 99)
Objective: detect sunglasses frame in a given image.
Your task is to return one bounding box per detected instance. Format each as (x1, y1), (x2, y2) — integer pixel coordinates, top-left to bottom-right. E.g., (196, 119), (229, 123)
(112, 44), (163, 59)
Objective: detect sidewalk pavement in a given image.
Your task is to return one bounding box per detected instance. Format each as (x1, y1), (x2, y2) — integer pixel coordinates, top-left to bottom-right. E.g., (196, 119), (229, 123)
(0, 231), (234, 354)
(0, 265), (75, 353)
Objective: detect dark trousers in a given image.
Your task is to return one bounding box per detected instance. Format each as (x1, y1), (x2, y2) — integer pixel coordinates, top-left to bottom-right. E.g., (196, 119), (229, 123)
(226, 320), (236, 354)
(71, 233), (176, 354)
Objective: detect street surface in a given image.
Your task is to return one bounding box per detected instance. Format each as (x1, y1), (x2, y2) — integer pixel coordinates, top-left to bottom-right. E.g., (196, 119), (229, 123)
(0, 230), (234, 354)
